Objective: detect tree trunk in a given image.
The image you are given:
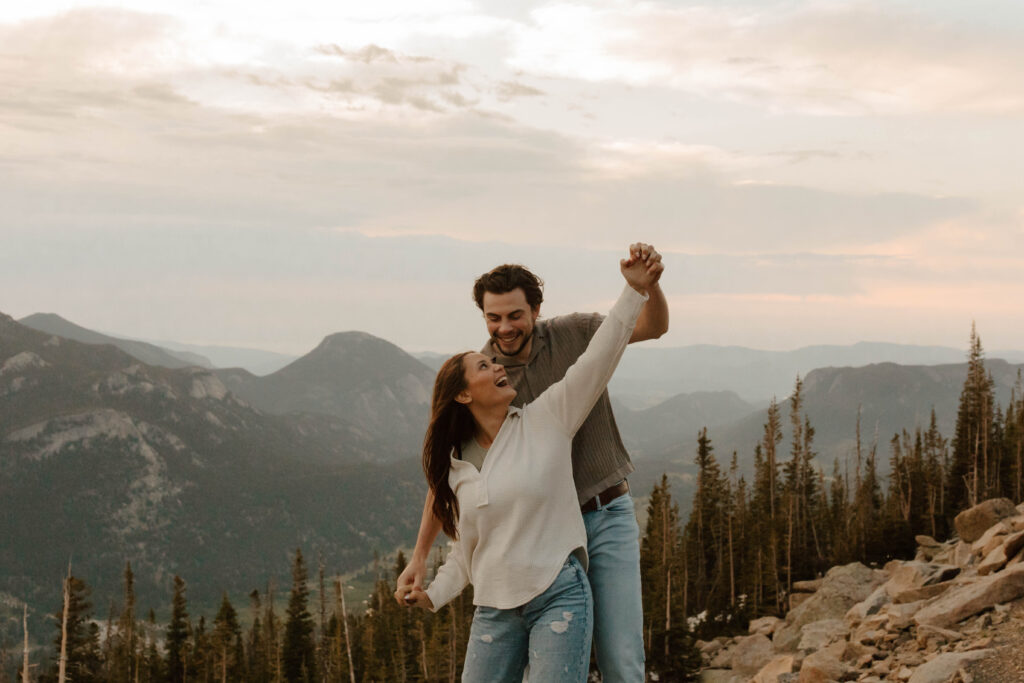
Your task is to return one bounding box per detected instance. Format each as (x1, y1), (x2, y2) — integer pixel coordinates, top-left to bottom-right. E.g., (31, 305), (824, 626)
(58, 564), (70, 683)
(335, 580), (356, 683)
(22, 605), (30, 683)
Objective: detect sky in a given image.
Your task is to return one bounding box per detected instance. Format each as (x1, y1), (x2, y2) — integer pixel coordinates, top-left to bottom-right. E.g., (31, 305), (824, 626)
(2, 0), (1023, 355)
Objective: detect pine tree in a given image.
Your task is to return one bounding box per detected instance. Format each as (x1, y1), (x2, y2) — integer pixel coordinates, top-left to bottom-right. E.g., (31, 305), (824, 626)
(640, 475), (697, 679)
(166, 576), (189, 683)
(283, 549), (317, 682)
(114, 562), (137, 683)
(40, 576), (102, 683)
(947, 324), (998, 512)
(212, 594), (243, 683)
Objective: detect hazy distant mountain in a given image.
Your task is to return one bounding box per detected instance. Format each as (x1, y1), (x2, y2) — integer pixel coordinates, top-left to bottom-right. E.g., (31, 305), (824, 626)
(624, 359), (1024, 479)
(614, 390), (758, 459)
(18, 313), (213, 370)
(609, 341), (1009, 405)
(215, 331), (435, 459)
(412, 351), (448, 371)
(0, 312), (422, 629)
(149, 339), (298, 375)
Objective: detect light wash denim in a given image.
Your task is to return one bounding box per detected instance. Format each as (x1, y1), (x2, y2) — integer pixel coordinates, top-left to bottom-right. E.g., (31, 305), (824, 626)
(461, 555), (593, 683)
(584, 491), (646, 682)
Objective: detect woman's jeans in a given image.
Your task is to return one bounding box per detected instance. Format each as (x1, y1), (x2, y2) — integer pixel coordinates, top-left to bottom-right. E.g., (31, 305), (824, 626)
(461, 555), (593, 683)
(584, 491), (645, 682)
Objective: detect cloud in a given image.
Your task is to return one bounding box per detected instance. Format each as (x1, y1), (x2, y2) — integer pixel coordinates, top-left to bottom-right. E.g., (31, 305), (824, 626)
(508, 1), (1024, 115)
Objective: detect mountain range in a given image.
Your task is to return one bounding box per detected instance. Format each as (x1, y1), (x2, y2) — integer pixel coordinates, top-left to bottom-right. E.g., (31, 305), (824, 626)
(0, 312), (426, 643)
(5, 309), (1023, 645)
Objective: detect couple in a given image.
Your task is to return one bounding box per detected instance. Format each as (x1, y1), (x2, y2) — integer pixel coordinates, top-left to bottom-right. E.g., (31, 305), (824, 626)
(395, 244), (668, 682)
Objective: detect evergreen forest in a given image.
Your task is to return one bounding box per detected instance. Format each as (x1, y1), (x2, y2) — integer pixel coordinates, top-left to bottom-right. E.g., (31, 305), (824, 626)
(7, 328), (1024, 682)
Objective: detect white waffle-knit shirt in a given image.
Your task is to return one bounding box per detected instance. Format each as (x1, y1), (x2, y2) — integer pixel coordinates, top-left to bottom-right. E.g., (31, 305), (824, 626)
(425, 285), (647, 611)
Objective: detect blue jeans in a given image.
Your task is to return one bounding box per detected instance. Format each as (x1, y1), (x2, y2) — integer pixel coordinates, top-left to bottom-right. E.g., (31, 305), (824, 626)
(461, 555), (593, 683)
(584, 491), (645, 682)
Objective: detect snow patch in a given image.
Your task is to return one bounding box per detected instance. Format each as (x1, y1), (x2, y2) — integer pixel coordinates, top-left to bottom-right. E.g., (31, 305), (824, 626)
(1, 351), (49, 376)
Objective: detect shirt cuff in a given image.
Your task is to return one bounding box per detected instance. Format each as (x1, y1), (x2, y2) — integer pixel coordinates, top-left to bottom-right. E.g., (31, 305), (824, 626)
(609, 284), (649, 325)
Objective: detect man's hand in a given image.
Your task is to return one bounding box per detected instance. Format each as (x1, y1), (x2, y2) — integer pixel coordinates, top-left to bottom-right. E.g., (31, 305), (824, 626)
(401, 589), (434, 610)
(394, 557), (427, 606)
(620, 242), (664, 294)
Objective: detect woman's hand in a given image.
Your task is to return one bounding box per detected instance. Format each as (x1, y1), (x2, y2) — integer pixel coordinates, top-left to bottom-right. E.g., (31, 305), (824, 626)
(620, 242), (663, 295)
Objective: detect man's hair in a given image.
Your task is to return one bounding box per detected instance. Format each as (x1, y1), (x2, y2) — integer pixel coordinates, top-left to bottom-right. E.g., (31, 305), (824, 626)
(472, 264), (545, 311)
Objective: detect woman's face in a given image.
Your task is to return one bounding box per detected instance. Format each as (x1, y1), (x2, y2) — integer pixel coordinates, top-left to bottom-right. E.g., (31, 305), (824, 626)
(458, 352), (516, 407)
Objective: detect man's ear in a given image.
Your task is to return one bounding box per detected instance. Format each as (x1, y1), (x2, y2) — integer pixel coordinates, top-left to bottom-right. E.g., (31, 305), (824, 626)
(455, 390), (472, 405)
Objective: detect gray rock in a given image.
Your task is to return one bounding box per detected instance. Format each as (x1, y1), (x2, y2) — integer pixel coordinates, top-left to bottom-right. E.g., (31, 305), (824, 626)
(797, 644), (846, 683)
(914, 562), (1024, 628)
(699, 670), (748, 683)
(796, 619), (847, 651)
(954, 498), (1017, 543)
(749, 616), (782, 636)
(752, 655), (795, 683)
(732, 634), (775, 677)
(792, 578), (823, 593)
(905, 650), (990, 683)
(775, 563), (884, 652)
(977, 544), (1009, 575)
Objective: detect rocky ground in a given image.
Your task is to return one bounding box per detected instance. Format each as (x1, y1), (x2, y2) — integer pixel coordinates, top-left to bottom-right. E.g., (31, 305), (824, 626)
(697, 497), (1024, 683)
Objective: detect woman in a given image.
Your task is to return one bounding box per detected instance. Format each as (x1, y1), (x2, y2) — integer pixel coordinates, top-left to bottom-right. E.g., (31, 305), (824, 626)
(400, 255), (656, 682)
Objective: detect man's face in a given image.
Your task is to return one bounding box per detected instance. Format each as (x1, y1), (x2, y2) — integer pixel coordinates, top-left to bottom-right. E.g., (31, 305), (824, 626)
(482, 288), (540, 360)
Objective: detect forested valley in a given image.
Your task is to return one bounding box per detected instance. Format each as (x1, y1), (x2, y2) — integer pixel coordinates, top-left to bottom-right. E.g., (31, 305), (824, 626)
(6, 329), (1024, 682)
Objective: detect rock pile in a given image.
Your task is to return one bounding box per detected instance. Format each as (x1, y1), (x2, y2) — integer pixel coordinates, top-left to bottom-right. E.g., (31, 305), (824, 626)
(698, 498), (1024, 683)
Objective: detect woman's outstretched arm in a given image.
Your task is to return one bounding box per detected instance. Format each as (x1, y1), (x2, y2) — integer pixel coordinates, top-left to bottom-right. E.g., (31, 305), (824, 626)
(533, 253), (658, 436)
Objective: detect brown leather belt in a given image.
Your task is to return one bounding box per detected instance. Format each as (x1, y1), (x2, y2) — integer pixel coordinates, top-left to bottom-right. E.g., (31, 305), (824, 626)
(581, 480), (629, 513)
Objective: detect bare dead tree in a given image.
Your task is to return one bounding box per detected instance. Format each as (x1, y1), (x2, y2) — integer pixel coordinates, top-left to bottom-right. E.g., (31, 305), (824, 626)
(58, 561), (71, 683)
(334, 580), (356, 683)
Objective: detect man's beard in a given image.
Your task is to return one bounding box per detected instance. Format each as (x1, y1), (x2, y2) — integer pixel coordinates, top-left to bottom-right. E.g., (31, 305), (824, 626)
(492, 329), (533, 358)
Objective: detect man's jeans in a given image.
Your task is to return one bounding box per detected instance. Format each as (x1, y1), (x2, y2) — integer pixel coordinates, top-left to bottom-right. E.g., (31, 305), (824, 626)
(584, 491), (645, 682)
(461, 555), (593, 682)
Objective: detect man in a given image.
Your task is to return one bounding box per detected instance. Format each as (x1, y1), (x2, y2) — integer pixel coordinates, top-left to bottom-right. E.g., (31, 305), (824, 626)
(396, 243), (667, 681)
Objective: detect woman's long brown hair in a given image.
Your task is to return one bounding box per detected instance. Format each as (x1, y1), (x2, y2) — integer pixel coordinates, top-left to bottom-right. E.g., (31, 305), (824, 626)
(423, 352), (475, 539)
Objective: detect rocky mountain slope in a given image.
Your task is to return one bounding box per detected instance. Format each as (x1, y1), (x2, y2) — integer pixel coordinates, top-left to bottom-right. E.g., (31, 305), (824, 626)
(215, 331), (435, 459)
(18, 312), (213, 369)
(0, 313), (423, 626)
(699, 498), (1024, 682)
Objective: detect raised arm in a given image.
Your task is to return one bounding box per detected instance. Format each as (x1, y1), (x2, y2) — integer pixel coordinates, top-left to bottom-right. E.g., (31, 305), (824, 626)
(533, 254), (656, 435)
(627, 242), (669, 343)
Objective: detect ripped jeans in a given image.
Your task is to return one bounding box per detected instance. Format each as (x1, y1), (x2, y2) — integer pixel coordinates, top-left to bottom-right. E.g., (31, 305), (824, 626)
(461, 554), (593, 683)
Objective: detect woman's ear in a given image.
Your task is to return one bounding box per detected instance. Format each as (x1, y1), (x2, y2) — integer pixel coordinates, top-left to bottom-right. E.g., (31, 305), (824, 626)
(454, 390), (472, 405)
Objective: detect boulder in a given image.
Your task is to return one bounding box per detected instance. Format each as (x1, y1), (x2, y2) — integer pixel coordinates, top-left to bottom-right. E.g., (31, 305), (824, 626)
(796, 619), (846, 651)
(847, 584), (890, 623)
(749, 616), (782, 636)
(797, 644), (846, 683)
(699, 670), (748, 683)
(905, 650), (990, 683)
(882, 600), (925, 630)
(977, 544), (1008, 575)
(775, 563), (884, 652)
(792, 578), (823, 593)
(970, 522), (1007, 556)
(954, 498), (1017, 543)
(789, 593), (812, 611)
(752, 655), (795, 683)
(893, 580), (954, 604)
(915, 534), (940, 547)
(1003, 529), (1024, 559)
(914, 562), (1024, 628)
(731, 634), (775, 677)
